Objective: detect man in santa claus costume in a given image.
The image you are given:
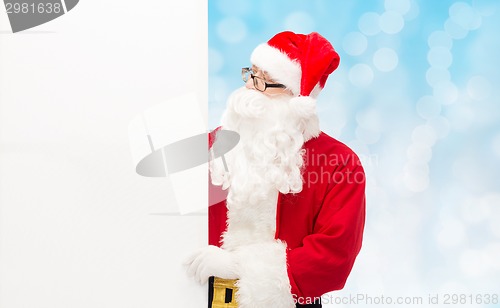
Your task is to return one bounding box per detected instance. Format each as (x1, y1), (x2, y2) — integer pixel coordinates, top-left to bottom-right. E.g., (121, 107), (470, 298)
(185, 31), (366, 308)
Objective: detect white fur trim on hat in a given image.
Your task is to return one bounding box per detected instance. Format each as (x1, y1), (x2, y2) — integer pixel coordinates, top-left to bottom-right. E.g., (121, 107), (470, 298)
(251, 43), (302, 96)
(234, 241), (295, 308)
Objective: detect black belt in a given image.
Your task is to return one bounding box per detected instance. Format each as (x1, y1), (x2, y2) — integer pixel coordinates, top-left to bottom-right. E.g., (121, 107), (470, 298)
(297, 298), (322, 307)
(208, 276), (322, 308)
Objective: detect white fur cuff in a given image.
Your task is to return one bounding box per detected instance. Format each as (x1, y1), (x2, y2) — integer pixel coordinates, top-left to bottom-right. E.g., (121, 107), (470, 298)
(234, 241), (295, 308)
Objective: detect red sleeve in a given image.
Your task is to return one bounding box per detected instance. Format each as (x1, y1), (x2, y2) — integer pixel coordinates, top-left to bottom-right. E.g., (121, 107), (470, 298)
(208, 126), (222, 149)
(287, 159), (366, 298)
(208, 200), (227, 246)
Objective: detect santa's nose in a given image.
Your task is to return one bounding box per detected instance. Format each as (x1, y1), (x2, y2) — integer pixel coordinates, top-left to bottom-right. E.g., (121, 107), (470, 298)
(245, 78), (254, 90)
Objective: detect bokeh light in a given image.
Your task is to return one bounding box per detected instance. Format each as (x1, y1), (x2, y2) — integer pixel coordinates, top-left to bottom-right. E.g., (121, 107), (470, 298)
(492, 133), (500, 159)
(466, 75), (491, 100)
(432, 80), (458, 104)
(384, 0), (411, 15)
(428, 30), (453, 49)
(436, 218), (466, 248)
(427, 47), (453, 69)
(373, 47), (399, 72)
(342, 32), (368, 56)
(407, 142), (432, 163)
(406, 0), (420, 20)
(428, 116), (451, 139)
(426, 67), (451, 87)
(379, 11), (405, 34)
(284, 11), (316, 34)
(358, 12), (381, 36)
(412, 124), (438, 147)
(459, 249), (490, 277)
(208, 48), (224, 74)
(449, 2), (482, 30)
(403, 162), (430, 192)
(216, 17), (247, 44)
(472, 0), (497, 16)
(444, 18), (469, 39)
(349, 63), (374, 87)
(416, 96), (441, 120)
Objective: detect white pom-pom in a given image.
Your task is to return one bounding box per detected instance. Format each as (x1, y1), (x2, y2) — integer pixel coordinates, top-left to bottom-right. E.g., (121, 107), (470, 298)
(288, 96), (320, 141)
(289, 96), (317, 118)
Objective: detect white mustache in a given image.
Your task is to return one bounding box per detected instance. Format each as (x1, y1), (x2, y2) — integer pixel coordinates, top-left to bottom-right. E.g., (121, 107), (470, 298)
(226, 87), (269, 119)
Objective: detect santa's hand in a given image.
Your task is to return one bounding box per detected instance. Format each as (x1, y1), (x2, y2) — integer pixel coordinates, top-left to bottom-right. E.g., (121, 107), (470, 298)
(184, 245), (239, 284)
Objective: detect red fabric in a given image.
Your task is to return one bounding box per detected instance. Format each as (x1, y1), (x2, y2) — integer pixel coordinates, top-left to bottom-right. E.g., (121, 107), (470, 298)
(208, 126), (222, 149)
(267, 31), (340, 96)
(208, 126), (227, 245)
(208, 132), (366, 298)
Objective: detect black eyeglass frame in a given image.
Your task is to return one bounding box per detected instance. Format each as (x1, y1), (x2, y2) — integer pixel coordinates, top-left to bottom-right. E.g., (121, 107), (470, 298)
(241, 67), (287, 92)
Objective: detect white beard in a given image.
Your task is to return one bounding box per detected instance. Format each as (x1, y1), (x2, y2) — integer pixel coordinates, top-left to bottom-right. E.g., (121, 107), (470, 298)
(210, 87), (318, 249)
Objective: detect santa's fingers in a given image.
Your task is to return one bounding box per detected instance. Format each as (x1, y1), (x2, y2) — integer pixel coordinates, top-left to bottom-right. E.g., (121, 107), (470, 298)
(183, 245), (213, 268)
(199, 273), (210, 285)
(182, 249), (202, 267)
(194, 257), (213, 284)
(186, 249), (209, 278)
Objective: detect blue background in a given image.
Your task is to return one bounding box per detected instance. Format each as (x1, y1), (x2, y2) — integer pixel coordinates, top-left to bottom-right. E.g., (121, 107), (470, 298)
(209, 0), (500, 305)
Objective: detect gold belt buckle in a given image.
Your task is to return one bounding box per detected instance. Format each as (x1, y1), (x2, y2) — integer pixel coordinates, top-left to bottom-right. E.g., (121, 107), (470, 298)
(211, 277), (238, 308)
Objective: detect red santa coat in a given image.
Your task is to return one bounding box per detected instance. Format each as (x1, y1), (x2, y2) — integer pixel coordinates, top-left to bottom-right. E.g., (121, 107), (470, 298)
(209, 131), (366, 301)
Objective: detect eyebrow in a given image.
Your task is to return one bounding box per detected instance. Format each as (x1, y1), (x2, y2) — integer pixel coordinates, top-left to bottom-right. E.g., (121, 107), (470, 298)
(251, 65), (274, 82)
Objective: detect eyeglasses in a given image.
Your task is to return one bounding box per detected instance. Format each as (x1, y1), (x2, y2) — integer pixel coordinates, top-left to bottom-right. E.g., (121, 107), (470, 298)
(241, 67), (286, 92)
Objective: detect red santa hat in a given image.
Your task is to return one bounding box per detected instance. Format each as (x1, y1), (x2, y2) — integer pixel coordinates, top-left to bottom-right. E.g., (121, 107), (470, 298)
(250, 31), (340, 140)
(250, 31), (340, 98)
